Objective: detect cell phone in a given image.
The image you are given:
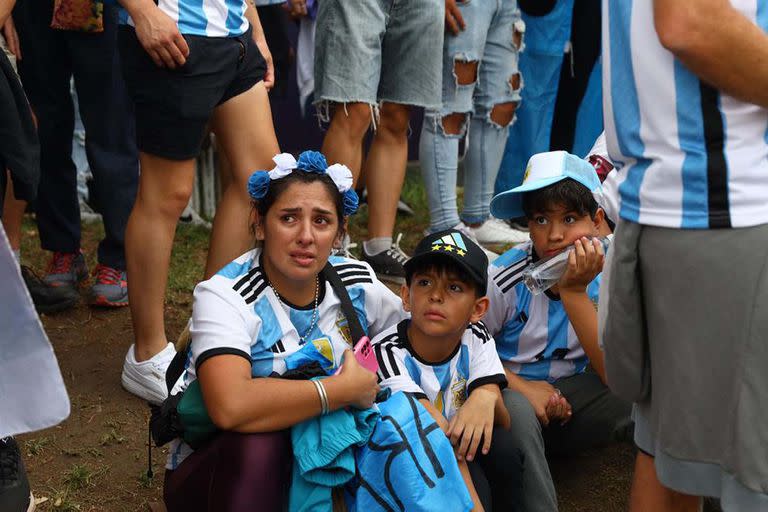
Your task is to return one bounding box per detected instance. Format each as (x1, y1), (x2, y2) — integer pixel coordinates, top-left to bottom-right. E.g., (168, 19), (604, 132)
(335, 336), (379, 374)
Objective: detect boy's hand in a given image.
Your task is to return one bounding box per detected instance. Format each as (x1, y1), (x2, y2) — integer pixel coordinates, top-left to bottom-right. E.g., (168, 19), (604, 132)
(445, 0), (466, 35)
(545, 389), (572, 425)
(519, 379), (563, 427)
(446, 387), (497, 461)
(558, 237), (604, 294)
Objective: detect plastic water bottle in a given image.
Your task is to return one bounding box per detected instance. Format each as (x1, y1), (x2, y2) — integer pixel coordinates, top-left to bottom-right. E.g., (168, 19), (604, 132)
(523, 235), (613, 295)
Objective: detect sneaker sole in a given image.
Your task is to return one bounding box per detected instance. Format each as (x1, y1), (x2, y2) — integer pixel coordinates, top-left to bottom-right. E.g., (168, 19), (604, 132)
(374, 273), (405, 285)
(28, 493), (36, 512)
(121, 370), (167, 405)
(89, 295), (129, 308)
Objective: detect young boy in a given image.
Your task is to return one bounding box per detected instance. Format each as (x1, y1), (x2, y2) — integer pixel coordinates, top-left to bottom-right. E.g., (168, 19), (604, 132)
(373, 229), (518, 511)
(483, 151), (632, 511)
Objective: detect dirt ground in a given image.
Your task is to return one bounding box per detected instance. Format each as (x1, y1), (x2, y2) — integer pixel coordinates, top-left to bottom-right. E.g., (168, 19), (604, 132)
(15, 211), (638, 511)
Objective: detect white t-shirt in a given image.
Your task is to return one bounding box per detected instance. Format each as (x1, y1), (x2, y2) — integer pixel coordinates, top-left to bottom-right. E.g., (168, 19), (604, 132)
(373, 320), (506, 421)
(166, 250), (404, 469)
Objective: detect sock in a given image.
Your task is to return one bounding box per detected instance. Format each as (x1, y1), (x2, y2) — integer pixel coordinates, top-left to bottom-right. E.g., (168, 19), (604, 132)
(363, 237), (392, 256)
(12, 249), (20, 267)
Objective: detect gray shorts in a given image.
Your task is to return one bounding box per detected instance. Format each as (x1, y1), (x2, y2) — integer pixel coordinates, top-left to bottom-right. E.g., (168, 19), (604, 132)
(314, 0), (444, 110)
(601, 220), (768, 508)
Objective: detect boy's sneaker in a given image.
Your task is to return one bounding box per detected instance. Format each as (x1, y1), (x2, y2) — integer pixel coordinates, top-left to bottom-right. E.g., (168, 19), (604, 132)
(121, 342), (177, 404)
(89, 264), (128, 307)
(43, 251), (88, 290)
(20, 266), (79, 314)
(362, 234), (408, 284)
(471, 218), (529, 245)
(0, 438), (35, 512)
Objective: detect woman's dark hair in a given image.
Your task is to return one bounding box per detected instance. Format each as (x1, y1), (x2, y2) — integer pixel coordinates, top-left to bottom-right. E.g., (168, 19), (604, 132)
(251, 170), (346, 238)
(521, 178), (599, 220)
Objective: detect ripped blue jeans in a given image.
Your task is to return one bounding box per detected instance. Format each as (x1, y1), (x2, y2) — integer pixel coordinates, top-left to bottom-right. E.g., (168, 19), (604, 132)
(419, 0), (524, 232)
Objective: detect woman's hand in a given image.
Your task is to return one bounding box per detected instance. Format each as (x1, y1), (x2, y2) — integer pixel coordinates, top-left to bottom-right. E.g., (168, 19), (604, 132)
(333, 349), (379, 410)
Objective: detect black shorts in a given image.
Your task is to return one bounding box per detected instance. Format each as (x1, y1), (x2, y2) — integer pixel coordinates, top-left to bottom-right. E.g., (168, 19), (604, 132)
(118, 25), (266, 160)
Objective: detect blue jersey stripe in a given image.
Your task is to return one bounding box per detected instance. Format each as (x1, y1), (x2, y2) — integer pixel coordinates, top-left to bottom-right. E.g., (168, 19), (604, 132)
(545, 301), (569, 359)
(404, 355), (423, 388)
(519, 359), (552, 381)
(178, 0), (208, 34)
(760, 0), (768, 155)
(674, 61), (709, 228)
(458, 345), (470, 381)
(225, 0), (246, 34)
(608, 0), (650, 223)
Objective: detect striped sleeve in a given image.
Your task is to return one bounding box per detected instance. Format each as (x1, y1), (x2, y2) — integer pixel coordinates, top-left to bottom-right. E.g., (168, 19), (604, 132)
(372, 332), (425, 399)
(466, 323), (507, 394)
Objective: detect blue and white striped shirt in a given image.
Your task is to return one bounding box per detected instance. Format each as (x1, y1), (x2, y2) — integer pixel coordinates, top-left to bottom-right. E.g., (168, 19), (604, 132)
(484, 242), (599, 383)
(602, 0), (768, 228)
(121, 0), (250, 37)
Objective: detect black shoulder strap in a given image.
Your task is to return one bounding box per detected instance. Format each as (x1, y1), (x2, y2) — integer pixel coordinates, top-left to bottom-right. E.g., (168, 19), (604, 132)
(322, 262), (367, 343)
(165, 345), (189, 394)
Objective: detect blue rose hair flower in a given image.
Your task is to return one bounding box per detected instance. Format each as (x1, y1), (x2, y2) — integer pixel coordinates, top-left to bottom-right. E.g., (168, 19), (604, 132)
(342, 188), (359, 216)
(248, 171), (271, 200)
(296, 150), (328, 174)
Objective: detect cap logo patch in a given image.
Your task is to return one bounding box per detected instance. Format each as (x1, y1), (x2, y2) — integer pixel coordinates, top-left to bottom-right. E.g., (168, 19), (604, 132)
(431, 232), (468, 256)
(523, 163), (532, 183)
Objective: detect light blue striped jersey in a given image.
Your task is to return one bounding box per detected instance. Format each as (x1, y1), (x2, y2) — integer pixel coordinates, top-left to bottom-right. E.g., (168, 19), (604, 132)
(166, 249), (404, 469)
(484, 242), (599, 382)
(603, 0), (768, 228)
(373, 320), (507, 421)
(120, 0), (249, 37)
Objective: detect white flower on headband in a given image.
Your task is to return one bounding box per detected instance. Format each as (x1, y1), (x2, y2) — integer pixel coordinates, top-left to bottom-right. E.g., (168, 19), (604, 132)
(268, 153), (298, 180)
(326, 163), (353, 193)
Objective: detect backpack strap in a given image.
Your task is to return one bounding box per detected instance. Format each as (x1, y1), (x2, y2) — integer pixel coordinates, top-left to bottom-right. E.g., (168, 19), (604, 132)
(165, 346), (189, 394)
(322, 262), (366, 343)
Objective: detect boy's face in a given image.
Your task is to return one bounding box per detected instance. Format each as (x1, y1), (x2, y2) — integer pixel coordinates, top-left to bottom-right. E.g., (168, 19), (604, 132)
(400, 268), (489, 341)
(528, 204), (604, 260)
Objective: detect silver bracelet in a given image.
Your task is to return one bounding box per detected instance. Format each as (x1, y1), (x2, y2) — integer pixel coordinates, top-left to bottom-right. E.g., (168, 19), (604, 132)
(312, 379), (329, 415)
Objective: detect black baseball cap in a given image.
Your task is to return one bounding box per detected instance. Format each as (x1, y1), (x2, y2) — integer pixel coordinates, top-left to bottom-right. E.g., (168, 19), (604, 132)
(404, 229), (489, 294)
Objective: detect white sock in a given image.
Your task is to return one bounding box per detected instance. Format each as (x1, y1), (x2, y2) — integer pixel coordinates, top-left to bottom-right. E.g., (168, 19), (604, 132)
(12, 249), (20, 267)
(363, 237), (392, 256)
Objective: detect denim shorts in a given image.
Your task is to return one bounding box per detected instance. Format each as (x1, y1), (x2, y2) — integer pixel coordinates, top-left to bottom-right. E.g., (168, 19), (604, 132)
(314, 0), (444, 110)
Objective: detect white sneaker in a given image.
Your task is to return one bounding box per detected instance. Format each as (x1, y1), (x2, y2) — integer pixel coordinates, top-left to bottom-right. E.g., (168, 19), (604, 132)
(471, 218), (530, 245)
(452, 223), (499, 262)
(121, 342), (176, 404)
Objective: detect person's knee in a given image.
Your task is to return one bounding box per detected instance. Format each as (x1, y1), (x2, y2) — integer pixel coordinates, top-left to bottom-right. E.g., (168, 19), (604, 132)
(453, 59), (478, 86)
(489, 101), (519, 128)
(330, 102), (372, 138)
(503, 390), (543, 444)
(441, 112), (468, 136)
(135, 178), (192, 220)
(377, 103), (410, 140)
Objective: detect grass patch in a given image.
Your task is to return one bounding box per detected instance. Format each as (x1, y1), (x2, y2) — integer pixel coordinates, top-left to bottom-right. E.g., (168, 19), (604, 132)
(63, 463), (107, 492)
(25, 436), (50, 457)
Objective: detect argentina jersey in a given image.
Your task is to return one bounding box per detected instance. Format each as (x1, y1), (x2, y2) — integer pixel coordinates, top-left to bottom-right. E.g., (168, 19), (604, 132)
(602, 0), (768, 229)
(121, 0), (249, 37)
(484, 242), (597, 383)
(373, 321), (507, 421)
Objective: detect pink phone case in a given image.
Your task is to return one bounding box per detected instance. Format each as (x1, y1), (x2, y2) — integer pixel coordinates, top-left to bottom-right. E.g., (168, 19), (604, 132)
(336, 336), (379, 374)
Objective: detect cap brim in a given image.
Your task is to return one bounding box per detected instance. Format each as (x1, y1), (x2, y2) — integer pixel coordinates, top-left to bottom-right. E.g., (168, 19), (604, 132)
(404, 252), (487, 293)
(490, 175), (568, 219)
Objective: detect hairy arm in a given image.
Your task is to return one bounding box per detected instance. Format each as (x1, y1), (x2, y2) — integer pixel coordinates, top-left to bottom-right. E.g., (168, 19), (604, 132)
(654, 0), (768, 108)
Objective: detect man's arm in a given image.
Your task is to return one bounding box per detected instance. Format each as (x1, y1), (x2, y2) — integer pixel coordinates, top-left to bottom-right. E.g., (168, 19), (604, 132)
(244, 0), (274, 90)
(0, 0), (14, 27)
(654, 0), (768, 108)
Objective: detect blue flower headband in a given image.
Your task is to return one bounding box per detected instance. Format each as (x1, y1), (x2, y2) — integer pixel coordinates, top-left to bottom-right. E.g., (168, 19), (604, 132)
(248, 151), (359, 216)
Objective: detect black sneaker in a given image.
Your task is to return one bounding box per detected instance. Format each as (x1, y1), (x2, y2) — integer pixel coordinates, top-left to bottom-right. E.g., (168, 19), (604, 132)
(362, 234), (408, 284)
(21, 266), (79, 314)
(0, 438), (34, 512)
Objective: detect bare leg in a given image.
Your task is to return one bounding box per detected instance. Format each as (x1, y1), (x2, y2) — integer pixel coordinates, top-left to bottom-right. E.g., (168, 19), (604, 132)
(320, 102), (372, 184)
(2, 171), (26, 252)
(362, 102), (410, 239)
(126, 153), (195, 361)
(207, 82), (279, 278)
(630, 451), (701, 512)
